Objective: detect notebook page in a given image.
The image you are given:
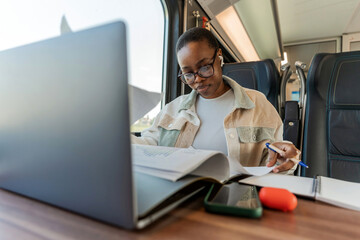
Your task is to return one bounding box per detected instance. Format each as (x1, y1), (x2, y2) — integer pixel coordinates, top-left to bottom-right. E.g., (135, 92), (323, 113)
(239, 173), (315, 197)
(316, 176), (360, 211)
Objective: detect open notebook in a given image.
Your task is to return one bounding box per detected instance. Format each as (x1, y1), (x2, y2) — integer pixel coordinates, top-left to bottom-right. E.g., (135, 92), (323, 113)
(239, 174), (360, 211)
(132, 144), (275, 182)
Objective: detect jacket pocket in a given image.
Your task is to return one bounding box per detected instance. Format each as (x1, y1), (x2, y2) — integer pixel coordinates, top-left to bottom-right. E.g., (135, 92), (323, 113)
(236, 126), (275, 143)
(158, 114), (187, 147)
(236, 126), (276, 167)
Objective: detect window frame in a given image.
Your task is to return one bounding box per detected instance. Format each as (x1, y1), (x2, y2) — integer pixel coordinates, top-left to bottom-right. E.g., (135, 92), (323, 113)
(161, 0), (183, 105)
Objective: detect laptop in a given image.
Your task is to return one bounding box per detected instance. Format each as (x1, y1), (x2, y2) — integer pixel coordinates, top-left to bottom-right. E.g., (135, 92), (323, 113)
(0, 21), (203, 229)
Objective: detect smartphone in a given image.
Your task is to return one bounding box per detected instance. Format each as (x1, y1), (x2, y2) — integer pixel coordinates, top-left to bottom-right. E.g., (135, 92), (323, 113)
(204, 182), (262, 218)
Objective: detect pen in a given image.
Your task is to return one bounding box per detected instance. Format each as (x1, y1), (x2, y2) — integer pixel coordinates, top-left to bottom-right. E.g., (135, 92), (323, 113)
(265, 143), (309, 168)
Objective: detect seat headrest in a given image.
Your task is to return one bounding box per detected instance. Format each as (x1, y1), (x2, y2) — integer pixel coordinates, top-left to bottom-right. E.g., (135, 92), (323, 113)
(331, 59), (360, 106)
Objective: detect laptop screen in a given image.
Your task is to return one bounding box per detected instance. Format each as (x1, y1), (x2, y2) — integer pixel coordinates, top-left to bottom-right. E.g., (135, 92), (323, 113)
(0, 21), (136, 229)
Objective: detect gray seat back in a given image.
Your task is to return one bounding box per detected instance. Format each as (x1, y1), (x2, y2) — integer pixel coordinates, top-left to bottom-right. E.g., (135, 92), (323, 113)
(301, 51), (360, 182)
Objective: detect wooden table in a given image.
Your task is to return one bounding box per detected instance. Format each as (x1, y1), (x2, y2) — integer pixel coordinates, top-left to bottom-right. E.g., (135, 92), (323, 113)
(1, 189), (359, 240)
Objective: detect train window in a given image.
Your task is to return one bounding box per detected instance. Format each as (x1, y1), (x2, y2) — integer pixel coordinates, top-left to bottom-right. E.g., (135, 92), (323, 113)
(0, 0), (165, 132)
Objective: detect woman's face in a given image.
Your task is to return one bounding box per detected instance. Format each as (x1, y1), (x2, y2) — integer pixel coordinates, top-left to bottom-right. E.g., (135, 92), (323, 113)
(177, 40), (228, 99)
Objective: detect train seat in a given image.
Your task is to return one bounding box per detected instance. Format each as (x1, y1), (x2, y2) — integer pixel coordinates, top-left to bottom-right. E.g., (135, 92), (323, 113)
(301, 51), (360, 182)
(222, 59), (280, 111)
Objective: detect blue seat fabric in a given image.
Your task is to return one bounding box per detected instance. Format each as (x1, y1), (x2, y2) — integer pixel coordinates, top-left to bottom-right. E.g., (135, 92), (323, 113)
(222, 59), (280, 110)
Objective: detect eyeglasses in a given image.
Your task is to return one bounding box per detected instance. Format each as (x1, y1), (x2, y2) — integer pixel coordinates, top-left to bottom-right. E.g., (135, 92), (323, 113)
(178, 48), (218, 85)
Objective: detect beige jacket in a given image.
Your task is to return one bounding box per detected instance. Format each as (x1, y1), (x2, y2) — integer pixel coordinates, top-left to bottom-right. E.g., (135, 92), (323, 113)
(132, 76), (284, 169)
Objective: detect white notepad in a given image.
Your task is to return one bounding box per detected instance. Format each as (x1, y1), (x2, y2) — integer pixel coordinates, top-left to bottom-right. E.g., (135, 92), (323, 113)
(239, 174), (360, 211)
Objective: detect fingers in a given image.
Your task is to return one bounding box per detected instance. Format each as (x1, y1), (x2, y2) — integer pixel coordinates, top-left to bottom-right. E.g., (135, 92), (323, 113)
(266, 142), (300, 172)
(266, 150), (279, 167)
(271, 142), (300, 159)
(272, 160), (295, 173)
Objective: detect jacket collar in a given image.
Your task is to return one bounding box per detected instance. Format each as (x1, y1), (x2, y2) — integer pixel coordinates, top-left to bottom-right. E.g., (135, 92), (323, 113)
(179, 75), (255, 111)
(223, 75), (255, 109)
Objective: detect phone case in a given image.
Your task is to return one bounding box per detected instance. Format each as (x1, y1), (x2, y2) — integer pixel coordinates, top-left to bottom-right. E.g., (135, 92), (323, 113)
(204, 184), (263, 218)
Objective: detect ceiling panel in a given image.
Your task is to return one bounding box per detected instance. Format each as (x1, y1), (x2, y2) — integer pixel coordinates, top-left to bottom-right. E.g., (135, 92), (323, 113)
(234, 0), (281, 60)
(278, 0), (360, 43)
(198, 0), (282, 60)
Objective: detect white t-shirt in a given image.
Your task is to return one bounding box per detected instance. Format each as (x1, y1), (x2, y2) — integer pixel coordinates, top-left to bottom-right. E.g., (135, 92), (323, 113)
(192, 89), (235, 155)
